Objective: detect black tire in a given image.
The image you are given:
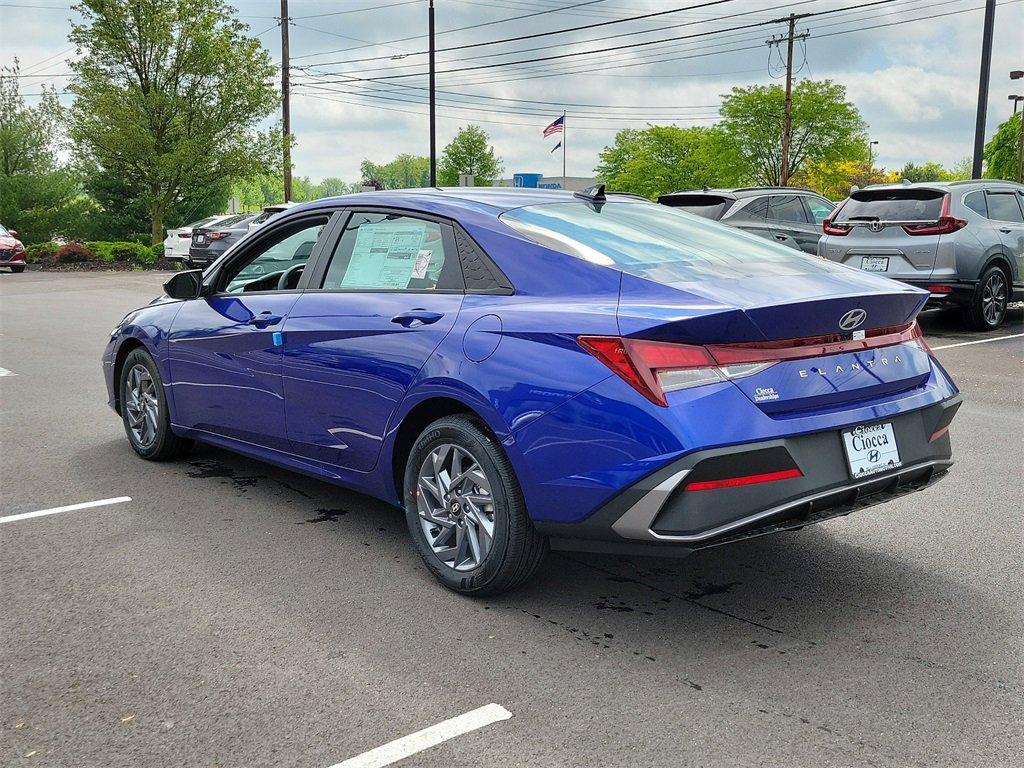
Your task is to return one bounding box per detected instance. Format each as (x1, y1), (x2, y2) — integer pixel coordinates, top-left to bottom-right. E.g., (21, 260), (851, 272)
(963, 265), (1009, 330)
(403, 415), (548, 596)
(9, 265), (25, 273)
(118, 348), (192, 461)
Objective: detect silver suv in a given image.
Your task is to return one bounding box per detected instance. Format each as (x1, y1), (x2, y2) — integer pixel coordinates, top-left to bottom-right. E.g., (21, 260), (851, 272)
(819, 181), (1024, 329)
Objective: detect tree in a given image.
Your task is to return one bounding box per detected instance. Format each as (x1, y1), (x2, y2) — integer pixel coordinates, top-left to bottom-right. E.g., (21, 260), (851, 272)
(437, 126), (503, 186)
(720, 80), (867, 187)
(983, 113), (1022, 182)
(595, 125), (745, 199)
(0, 62), (90, 243)
(360, 154), (430, 189)
(67, 0), (281, 243)
(797, 159), (899, 199)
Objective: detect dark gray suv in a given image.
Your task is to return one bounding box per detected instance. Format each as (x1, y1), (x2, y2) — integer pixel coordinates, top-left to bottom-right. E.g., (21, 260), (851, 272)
(819, 181), (1024, 330)
(658, 187), (835, 254)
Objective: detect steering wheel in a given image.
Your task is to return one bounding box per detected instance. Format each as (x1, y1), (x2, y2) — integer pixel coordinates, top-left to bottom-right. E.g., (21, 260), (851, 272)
(277, 263), (304, 290)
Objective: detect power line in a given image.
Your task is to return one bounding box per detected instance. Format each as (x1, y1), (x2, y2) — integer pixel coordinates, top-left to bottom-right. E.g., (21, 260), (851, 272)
(292, 0), (422, 20)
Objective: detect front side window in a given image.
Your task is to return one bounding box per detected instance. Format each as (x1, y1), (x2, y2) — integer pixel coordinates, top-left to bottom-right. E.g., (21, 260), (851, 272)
(985, 192), (1024, 223)
(500, 201), (842, 285)
(806, 197), (835, 224)
(321, 212), (462, 291)
(768, 195), (810, 224)
(222, 217), (328, 293)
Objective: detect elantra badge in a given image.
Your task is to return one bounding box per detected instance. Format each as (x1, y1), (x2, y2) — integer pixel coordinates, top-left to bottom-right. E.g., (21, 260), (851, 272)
(839, 308), (867, 331)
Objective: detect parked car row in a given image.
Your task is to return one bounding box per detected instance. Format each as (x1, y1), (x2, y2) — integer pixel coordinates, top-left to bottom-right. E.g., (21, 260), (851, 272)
(163, 203), (297, 269)
(659, 181), (1024, 329)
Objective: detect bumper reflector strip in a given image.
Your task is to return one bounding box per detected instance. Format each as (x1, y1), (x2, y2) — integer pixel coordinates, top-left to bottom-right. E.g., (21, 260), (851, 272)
(685, 467), (803, 492)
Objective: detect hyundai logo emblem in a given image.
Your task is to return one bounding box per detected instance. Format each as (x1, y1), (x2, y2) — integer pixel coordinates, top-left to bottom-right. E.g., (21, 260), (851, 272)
(839, 309), (867, 331)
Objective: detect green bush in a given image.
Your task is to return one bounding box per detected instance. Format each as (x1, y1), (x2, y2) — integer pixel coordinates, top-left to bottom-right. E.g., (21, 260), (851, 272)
(109, 241), (151, 263)
(85, 241), (115, 262)
(26, 241), (60, 263)
(56, 243), (96, 263)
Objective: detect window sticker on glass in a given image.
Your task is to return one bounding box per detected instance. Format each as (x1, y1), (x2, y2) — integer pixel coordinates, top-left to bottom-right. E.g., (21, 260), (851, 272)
(412, 249), (433, 280)
(340, 222), (427, 289)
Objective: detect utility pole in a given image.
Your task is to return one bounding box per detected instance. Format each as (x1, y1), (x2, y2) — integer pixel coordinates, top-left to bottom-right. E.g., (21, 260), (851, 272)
(428, 0), (436, 187)
(280, 0), (292, 201)
(767, 14), (809, 186)
(971, 0), (996, 179)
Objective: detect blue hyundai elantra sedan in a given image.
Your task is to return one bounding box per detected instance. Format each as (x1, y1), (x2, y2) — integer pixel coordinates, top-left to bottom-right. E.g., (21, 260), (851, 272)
(103, 187), (960, 595)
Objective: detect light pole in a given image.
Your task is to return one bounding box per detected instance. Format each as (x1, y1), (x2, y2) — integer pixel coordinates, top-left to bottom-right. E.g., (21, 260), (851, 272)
(1011, 95), (1024, 115)
(1012, 71), (1023, 184)
(868, 140), (879, 184)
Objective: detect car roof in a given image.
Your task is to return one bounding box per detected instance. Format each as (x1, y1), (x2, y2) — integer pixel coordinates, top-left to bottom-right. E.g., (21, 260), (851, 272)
(859, 180), (1024, 192)
(284, 187), (641, 218)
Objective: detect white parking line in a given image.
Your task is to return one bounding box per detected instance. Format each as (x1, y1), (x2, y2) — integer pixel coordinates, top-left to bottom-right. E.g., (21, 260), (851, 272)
(930, 333), (1024, 350)
(327, 704), (512, 768)
(0, 367), (16, 377)
(0, 497), (132, 525)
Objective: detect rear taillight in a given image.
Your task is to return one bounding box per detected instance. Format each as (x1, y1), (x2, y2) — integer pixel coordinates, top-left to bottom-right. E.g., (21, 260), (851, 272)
(902, 194), (966, 235)
(577, 336), (773, 407)
(822, 217), (851, 236)
(178, 232), (191, 238)
(578, 321), (930, 407)
(209, 231), (231, 240)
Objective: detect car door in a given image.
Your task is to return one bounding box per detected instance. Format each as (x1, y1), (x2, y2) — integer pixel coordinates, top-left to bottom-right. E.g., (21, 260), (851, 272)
(985, 190), (1024, 284)
(767, 194), (820, 254)
(167, 212), (335, 452)
(281, 209), (465, 472)
(724, 196), (778, 243)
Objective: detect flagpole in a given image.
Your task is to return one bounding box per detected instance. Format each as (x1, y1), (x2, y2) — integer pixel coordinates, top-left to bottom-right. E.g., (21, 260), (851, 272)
(562, 110), (567, 182)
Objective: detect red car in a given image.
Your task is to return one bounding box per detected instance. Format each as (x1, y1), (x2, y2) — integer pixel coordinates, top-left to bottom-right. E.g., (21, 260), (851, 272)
(0, 224), (26, 273)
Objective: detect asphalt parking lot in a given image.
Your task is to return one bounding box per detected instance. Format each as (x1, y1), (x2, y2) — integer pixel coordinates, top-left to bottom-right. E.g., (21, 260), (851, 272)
(2, 270), (1022, 768)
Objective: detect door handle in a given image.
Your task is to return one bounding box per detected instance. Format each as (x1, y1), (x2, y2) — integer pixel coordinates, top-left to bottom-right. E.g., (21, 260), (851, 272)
(248, 311), (283, 328)
(391, 309), (445, 328)
(774, 234), (788, 241)
(998, 227), (1013, 234)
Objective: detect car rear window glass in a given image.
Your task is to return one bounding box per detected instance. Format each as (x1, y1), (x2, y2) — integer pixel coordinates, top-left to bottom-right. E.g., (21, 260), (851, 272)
(768, 195), (810, 223)
(500, 201), (842, 284)
(835, 189), (945, 223)
(963, 191), (988, 217)
(985, 193), (1023, 223)
(657, 194), (730, 220)
(321, 213), (463, 291)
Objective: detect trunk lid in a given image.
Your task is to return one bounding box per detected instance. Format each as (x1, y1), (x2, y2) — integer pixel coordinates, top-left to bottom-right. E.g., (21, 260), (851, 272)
(617, 272), (931, 414)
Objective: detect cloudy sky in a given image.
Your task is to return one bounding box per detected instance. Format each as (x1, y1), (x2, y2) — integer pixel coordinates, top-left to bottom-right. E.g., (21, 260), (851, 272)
(2, 0), (1022, 183)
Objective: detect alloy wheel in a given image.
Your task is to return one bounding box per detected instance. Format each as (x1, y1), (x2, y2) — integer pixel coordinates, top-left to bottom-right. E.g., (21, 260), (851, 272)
(982, 271), (1007, 327)
(124, 363), (159, 449)
(416, 443), (496, 571)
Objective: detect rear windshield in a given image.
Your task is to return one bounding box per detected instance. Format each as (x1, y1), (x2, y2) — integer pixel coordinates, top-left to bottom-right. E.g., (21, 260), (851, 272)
(500, 202), (841, 284)
(835, 189), (945, 223)
(657, 194), (730, 220)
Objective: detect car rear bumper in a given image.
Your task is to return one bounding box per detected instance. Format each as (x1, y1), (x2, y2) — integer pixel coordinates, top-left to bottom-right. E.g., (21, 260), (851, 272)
(535, 395), (960, 556)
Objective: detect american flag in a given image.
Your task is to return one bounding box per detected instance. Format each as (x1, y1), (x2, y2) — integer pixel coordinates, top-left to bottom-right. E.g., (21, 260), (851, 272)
(542, 115), (564, 137)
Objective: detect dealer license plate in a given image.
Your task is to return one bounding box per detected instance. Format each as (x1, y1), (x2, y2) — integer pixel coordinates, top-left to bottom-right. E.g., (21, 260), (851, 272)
(842, 422), (902, 478)
(860, 256), (889, 272)
(194, 234), (207, 244)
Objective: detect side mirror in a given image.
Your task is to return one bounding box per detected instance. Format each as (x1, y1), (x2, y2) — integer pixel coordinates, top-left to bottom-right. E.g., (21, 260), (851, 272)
(163, 269), (204, 300)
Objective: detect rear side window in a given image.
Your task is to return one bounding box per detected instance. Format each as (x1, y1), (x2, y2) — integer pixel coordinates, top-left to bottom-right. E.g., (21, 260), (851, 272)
(321, 212), (463, 291)
(768, 195), (810, 224)
(986, 193), (1024, 223)
(728, 196), (768, 222)
(657, 194), (730, 220)
(500, 201), (842, 285)
(835, 189), (945, 223)
(963, 191), (988, 216)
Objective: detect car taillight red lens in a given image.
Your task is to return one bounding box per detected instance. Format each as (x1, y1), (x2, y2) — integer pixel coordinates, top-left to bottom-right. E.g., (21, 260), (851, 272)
(902, 194), (966, 235)
(209, 231), (230, 240)
(178, 232), (192, 238)
(578, 321), (930, 407)
(822, 218), (851, 236)
(685, 468), (803, 492)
